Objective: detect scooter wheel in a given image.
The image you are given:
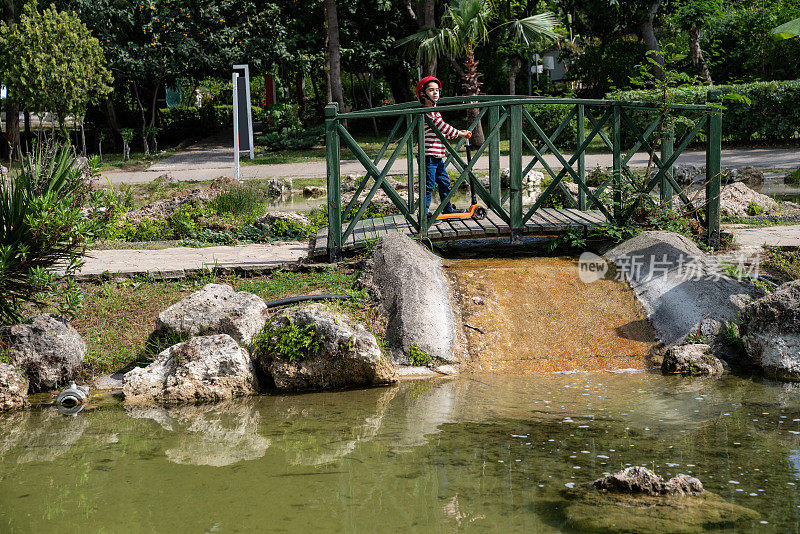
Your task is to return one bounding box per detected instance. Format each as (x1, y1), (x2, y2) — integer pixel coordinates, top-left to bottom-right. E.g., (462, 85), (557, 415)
(473, 207), (487, 220)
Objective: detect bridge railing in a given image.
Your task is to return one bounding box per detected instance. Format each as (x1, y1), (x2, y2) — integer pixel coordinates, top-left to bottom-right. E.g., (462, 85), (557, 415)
(324, 95), (722, 262)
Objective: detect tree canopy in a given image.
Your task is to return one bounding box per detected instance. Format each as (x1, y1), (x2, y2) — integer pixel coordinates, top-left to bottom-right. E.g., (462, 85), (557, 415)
(0, 3), (113, 129)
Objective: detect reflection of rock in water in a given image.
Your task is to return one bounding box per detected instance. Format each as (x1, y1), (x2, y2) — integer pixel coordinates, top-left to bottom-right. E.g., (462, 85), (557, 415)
(388, 380), (458, 449)
(125, 399), (269, 467)
(271, 387), (397, 466)
(0, 408), (88, 463)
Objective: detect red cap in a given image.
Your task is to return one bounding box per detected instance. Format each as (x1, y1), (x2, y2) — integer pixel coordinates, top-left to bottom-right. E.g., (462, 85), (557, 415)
(416, 76), (441, 103)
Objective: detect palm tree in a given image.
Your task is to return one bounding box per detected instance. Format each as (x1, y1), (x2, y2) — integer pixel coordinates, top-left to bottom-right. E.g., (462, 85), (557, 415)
(398, 0), (558, 145)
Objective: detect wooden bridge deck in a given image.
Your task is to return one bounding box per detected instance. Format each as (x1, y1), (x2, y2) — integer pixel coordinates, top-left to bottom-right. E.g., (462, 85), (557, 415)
(313, 208), (607, 256)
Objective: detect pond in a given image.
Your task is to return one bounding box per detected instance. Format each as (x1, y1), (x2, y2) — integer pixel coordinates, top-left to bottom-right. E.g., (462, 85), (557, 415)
(2, 373), (800, 532)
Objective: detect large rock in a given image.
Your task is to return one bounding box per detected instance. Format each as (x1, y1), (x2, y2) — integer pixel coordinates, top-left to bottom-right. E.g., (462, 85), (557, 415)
(742, 280), (800, 380)
(0, 363), (28, 411)
(123, 334), (258, 404)
(0, 314), (86, 391)
(593, 466), (704, 496)
(254, 304), (396, 390)
(359, 232), (462, 364)
(604, 232), (763, 349)
(156, 283), (268, 345)
(661, 344), (724, 376)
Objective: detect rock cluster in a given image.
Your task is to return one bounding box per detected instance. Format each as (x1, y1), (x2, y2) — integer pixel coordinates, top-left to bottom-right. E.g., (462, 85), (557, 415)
(690, 181), (780, 217)
(121, 188), (217, 224)
(661, 344), (725, 376)
(742, 280), (800, 380)
(124, 285), (395, 403)
(593, 466), (704, 496)
(0, 313), (86, 391)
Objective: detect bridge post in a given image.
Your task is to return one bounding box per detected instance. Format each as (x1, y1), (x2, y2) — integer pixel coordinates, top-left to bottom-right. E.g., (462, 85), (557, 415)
(488, 105), (501, 203)
(325, 102), (342, 262)
(406, 114), (415, 214)
(509, 104), (523, 243)
(577, 104), (586, 211)
(417, 110), (428, 236)
(612, 103), (622, 225)
(661, 127), (674, 209)
(706, 91), (722, 249)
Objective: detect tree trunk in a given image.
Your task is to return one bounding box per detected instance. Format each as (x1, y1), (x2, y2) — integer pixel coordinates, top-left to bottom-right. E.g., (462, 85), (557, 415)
(639, 1), (664, 81)
(508, 56), (522, 95)
(421, 0), (437, 77)
(383, 65), (412, 103)
(689, 26), (712, 82)
(132, 83), (150, 156)
(461, 51), (485, 146)
(324, 0), (344, 110)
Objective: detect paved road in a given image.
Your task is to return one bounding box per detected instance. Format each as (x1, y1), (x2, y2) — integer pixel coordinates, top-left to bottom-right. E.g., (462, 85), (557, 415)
(70, 242), (307, 280)
(103, 136), (800, 184)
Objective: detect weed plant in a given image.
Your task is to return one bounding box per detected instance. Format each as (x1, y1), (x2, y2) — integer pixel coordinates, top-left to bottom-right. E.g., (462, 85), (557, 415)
(211, 186), (267, 224)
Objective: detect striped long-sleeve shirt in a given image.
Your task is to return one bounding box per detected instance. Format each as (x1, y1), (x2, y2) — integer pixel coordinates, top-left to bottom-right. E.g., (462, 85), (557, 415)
(424, 111), (459, 159)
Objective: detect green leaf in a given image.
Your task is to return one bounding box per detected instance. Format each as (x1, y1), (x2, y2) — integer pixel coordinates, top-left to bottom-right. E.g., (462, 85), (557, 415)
(771, 17), (800, 40)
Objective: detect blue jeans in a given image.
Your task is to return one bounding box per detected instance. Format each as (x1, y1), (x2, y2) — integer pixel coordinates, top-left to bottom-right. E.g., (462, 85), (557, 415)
(425, 156), (456, 213)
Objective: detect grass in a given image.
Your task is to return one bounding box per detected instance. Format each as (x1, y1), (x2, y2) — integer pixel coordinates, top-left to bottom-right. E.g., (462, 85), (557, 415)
(762, 246), (800, 281)
(95, 143), (188, 172)
(66, 264), (383, 380)
(211, 186), (268, 224)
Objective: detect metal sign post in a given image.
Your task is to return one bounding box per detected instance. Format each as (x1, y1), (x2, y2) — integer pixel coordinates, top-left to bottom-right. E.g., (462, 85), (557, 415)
(232, 71), (240, 181)
(232, 64), (255, 182)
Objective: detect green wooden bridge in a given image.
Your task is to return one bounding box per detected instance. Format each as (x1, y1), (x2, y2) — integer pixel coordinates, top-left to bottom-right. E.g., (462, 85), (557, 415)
(317, 94), (722, 261)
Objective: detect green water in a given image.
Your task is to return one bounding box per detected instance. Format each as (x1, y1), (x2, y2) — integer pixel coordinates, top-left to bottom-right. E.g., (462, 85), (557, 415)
(2, 373), (800, 532)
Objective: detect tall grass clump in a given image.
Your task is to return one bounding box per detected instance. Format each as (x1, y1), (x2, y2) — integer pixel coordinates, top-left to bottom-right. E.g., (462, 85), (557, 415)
(0, 142), (106, 324)
(211, 185), (267, 224)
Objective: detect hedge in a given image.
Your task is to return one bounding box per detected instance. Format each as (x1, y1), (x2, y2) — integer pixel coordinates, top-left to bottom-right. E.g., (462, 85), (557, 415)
(157, 104), (239, 143)
(607, 80), (800, 144)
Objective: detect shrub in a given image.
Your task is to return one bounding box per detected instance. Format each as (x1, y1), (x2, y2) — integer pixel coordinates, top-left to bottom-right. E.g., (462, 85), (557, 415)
(255, 319), (321, 362)
(257, 127), (324, 151)
(271, 218), (310, 239)
(407, 345), (432, 366)
(607, 80), (800, 144)
(0, 143), (105, 324)
(746, 201), (763, 216)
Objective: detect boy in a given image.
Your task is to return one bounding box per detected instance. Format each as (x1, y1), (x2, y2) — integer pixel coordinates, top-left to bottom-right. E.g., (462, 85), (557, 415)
(416, 76), (471, 216)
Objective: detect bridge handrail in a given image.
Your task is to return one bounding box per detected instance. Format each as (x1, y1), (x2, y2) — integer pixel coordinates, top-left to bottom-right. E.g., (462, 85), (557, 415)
(337, 96), (715, 120)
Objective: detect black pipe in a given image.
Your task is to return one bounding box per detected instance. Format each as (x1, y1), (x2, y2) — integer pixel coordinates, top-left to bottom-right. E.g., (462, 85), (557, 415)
(264, 294), (354, 308)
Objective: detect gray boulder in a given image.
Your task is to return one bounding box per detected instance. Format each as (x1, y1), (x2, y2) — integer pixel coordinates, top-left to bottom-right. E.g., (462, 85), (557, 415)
(254, 304), (396, 390)
(605, 231), (763, 349)
(0, 314), (86, 391)
(359, 232), (462, 364)
(742, 280), (800, 380)
(661, 344), (724, 375)
(0, 363), (28, 411)
(156, 283), (268, 345)
(123, 334), (258, 404)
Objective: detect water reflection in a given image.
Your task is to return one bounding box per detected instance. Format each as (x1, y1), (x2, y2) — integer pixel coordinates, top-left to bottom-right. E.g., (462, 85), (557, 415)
(125, 398), (270, 467)
(2, 373), (800, 532)
(0, 408), (88, 464)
